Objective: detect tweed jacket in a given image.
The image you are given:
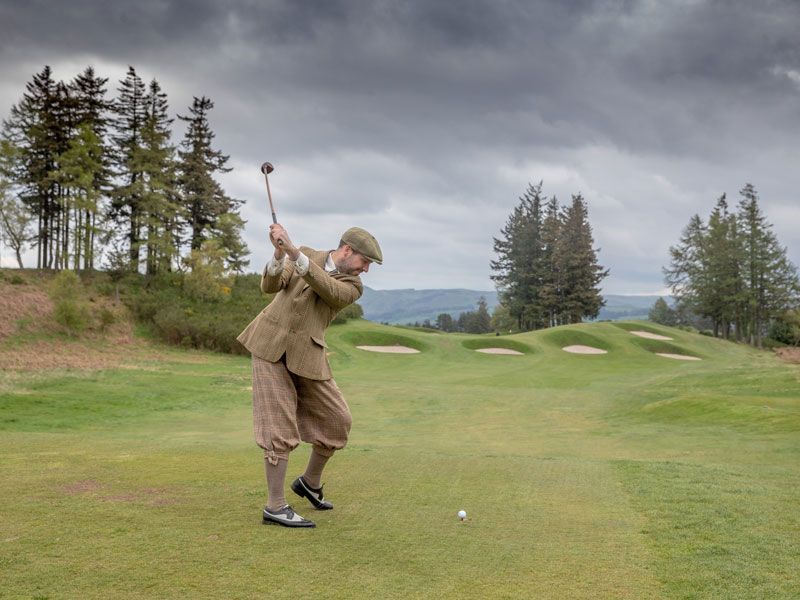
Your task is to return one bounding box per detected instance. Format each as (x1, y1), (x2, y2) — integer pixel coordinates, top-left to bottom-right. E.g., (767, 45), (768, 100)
(237, 246), (363, 380)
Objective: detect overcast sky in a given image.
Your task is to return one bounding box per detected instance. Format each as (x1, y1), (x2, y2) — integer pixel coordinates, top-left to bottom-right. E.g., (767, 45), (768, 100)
(1, 0), (798, 293)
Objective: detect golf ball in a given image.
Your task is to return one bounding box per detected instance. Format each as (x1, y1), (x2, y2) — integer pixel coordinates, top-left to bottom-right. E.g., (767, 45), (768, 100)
(458, 510), (467, 521)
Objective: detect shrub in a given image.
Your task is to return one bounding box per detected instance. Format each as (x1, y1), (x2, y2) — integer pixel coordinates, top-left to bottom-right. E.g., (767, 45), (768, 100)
(98, 307), (117, 331)
(49, 270), (92, 336)
(53, 299), (90, 335)
(332, 302), (364, 324)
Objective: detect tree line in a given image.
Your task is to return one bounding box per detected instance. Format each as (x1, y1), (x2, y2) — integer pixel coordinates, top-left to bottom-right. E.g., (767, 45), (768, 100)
(663, 184), (799, 347)
(491, 181), (608, 331)
(0, 65), (248, 274)
(400, 297), (493, 334)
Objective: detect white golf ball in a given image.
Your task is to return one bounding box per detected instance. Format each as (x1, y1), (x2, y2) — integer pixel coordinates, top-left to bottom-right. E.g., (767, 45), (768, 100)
(458, 510), (467, 520)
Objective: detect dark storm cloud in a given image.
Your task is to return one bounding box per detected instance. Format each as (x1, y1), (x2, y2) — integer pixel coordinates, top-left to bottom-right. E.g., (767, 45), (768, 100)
(1, 0), (799, 291)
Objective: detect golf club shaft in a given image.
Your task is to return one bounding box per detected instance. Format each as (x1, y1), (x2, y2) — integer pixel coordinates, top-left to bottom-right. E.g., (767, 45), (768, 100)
(262, 166), (283, 246)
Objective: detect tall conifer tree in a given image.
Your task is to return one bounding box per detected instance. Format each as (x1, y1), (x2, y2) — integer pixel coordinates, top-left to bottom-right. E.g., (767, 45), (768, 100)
(110, 66), (148, 271)
(1, 67), (63, 268)
(556, 194), (608, 323)
(138, 79), (180, 274)
(177, 96), (248, 271)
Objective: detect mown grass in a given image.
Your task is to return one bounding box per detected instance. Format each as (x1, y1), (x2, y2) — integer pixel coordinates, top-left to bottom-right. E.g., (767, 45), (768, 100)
(628, 337), (702, 358)
(460, 337), (534, 354)
(1, 320), (798, 599)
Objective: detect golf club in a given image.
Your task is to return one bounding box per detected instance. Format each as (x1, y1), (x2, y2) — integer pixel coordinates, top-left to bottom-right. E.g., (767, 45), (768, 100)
(261, 161), (282, 246)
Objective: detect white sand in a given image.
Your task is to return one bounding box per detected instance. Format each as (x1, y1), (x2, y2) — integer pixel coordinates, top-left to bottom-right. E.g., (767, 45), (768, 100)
(475, 348), (524, 355)
(562, 345), (608, 355)
(356, 345), (420, 354)
(630, 330), (673, 341)
(655, 353), (701, 361)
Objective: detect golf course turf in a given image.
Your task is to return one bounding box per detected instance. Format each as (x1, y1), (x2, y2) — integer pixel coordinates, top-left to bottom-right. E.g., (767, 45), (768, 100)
(1, 320), (798, 598)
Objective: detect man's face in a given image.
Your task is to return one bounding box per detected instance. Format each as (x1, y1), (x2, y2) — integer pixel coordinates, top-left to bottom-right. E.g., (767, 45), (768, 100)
(336, 246), (372, 276)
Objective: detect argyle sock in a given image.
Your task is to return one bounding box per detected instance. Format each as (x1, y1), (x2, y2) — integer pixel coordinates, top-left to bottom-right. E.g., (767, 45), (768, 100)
(302, 448), (330, 490)
(265, 457), (288, 511)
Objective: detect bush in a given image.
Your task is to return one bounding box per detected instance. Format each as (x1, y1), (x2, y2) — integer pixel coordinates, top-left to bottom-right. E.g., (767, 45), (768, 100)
(98, 307), (117, 331)
(53, 299), (90, 335)
(768, 310), (800, 346)
(93, 270), (268, 354)
(332, 302), (363, 324)
(761, 337), (786, 350)
(49, 270), (92, 336)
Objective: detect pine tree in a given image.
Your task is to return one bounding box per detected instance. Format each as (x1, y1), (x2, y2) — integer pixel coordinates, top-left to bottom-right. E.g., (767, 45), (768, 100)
(57, 123), (103, 270)
(539, 196), (562, 326)
(177, 96), (248, 271)
(138, 79), (180, 275)
(69, 67), (113, 270)
(1, 66), (64, 268)
(664, 186), (799, 347)
(648, 297), (676, 326)
(110, 66), (148, 271)
(473, 297), (492, 333)
(556, 194), (608, 323)
(435, 312), (455, 332)
(703, 195), (744, 338)
(491, 182), (545, 330)
(664, 213), (707, 318)
(737, 184), (799, 346)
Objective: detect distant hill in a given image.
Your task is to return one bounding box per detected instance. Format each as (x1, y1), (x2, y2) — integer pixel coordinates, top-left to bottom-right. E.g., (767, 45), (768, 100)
(359, 288), (499, 324)
(359, 287), (672, 324)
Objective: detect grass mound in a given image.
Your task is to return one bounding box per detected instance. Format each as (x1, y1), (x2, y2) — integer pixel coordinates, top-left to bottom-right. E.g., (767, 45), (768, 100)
(630, 337), (701, 358)
(612, 321), (673, 336)
(541, 327), (613, 351)
(339, 330), (429, 352)
(461, 337), (532, 354)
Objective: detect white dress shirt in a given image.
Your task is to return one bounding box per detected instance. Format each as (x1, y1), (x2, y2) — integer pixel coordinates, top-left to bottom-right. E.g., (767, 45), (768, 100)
(266, 250), (336, 277)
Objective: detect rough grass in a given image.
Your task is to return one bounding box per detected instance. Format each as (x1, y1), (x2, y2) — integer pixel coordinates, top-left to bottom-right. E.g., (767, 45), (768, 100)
(1, 319), (799, 599)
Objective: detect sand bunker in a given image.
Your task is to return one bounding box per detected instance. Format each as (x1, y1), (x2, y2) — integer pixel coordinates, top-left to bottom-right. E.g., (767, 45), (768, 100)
(631, 330), (673, 341)
(655, 353), (701, 361)
(356, 345), (420, 354)
(562, 345), (607, 355)
(475, 348), (524, 355)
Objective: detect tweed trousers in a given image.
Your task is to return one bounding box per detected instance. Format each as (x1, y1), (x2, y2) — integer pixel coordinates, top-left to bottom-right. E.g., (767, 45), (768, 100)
(252, 354), (352, 465)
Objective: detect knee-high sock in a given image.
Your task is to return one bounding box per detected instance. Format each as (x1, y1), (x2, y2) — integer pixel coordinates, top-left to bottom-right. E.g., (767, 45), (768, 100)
(265, 457), (288, 511)
(302, 448), (330, 490)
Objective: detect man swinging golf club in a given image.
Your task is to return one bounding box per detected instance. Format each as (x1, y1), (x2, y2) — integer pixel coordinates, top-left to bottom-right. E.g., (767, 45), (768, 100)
(238, 163), (382, 528)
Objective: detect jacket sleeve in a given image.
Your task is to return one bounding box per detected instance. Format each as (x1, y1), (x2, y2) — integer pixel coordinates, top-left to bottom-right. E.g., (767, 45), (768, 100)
(260, 258), (296, 294)
(302, 260), (363, 310)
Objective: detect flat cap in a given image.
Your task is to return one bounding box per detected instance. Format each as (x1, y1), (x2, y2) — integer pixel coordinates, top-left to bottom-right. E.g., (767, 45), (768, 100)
(341, 227), (383, 265)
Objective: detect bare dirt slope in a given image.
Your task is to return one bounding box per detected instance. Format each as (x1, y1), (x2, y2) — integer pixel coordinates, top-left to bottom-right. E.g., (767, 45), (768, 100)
(0, 273), (138, 370)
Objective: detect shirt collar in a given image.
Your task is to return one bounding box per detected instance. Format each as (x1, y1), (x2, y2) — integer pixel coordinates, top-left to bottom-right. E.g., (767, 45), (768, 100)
(325, 252), (336, 273)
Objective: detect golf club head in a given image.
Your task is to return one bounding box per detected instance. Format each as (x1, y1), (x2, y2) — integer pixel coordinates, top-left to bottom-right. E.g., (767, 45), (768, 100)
(261, 162), (274, 175)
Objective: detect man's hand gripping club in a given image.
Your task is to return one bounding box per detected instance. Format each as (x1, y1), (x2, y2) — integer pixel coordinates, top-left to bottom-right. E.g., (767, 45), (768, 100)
(270, 223), (300, 262)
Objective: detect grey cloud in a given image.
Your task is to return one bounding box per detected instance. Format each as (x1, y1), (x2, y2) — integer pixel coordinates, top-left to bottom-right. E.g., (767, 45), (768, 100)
(1, 0), (798, 292)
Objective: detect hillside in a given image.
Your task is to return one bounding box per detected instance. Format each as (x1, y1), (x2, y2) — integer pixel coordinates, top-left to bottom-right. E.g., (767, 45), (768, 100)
(360, 286), (671, 323)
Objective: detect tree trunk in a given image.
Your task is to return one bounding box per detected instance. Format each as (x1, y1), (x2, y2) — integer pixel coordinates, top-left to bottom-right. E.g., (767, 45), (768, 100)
(83, 209), (92, 271)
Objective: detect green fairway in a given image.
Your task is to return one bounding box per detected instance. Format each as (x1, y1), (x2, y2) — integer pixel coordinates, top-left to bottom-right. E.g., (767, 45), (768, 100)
(1, 321), (799, 599)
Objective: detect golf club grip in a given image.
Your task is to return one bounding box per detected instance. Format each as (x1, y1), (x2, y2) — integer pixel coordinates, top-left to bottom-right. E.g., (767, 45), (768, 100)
(271, 211), (283, 246)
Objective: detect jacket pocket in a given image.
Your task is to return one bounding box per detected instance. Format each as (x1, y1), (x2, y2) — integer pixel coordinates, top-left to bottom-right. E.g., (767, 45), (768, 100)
(310, 335), (328, 348)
